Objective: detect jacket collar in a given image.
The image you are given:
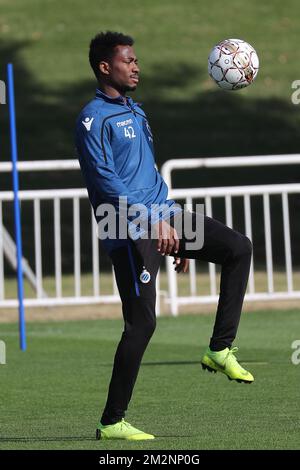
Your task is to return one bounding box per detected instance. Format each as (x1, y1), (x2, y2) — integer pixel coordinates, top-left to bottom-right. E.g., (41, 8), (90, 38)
(95, 88), (135, 107)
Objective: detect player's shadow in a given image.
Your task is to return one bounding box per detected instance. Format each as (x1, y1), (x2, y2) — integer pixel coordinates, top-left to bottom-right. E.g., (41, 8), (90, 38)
(142, 360), (201, 366)
(0, 436), (95, 442)
(99, 360), (201, 367)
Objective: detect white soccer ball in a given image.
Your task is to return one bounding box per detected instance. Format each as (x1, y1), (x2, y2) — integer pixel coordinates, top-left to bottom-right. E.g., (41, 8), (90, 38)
(208, 38), (259, 90)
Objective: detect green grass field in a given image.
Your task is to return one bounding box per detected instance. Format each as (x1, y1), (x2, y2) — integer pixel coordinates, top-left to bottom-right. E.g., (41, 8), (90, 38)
(1, 310), (300, 450)
(1, 2), (300, 451)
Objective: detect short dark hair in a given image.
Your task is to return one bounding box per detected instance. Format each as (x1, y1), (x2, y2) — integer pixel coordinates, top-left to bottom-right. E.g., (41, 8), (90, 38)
(89, 31), (134, 79)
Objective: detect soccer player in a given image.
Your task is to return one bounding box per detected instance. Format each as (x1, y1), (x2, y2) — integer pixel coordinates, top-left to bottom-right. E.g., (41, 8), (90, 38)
(75, 31), (254, 441)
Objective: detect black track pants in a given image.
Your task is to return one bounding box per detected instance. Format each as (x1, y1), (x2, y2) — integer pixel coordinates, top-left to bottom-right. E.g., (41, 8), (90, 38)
(100, 211), (252, 425)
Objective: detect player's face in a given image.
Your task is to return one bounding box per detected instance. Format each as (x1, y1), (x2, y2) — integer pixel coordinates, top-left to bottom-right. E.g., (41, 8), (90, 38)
(108, 45), (140, 93)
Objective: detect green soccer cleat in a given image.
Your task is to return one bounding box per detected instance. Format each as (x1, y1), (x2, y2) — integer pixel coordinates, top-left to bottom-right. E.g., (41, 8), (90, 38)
(201, 346), (254, 384)
(96, 418), (155, 441)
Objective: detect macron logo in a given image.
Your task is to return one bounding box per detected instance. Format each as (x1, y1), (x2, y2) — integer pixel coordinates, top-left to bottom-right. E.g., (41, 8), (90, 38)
(82, 117), (94, 131)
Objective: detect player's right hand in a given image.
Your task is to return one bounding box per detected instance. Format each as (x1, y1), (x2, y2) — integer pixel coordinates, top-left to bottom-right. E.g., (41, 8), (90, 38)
(154, 219), (180, 256)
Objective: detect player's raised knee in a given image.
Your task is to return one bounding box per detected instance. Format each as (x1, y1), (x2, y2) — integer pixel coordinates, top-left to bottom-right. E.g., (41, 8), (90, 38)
(235, 235), (253, 258)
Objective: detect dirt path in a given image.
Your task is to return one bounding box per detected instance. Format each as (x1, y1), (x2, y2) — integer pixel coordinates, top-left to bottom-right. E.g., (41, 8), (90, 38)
(0, 299), (299, 323)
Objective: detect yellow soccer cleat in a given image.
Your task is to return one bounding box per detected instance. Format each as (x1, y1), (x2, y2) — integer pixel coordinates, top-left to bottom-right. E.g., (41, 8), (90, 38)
(96, 418), (155, 441)
(201, 346), (254, 384)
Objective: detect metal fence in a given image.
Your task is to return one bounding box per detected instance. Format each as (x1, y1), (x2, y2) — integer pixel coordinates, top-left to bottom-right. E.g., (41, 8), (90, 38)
(0, 187), (122, 307)
(161, 154), (300, 315)
(1, 155), (300, 315)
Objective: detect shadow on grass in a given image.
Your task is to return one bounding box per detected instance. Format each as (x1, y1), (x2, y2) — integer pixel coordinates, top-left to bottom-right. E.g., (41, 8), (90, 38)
(0, 436), (95, 442)
(98, 360), (201, 367)
(2, 40), (300, 174)
(142, 360), (200, 366)
(0, 433), (197, 441)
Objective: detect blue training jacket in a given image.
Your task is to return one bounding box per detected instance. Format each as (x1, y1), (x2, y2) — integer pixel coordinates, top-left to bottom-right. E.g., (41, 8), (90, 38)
(75, 89), (180, 253)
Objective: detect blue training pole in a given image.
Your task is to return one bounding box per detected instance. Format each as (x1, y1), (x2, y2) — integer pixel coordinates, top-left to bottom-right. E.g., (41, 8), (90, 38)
(7, 63), (26, 351)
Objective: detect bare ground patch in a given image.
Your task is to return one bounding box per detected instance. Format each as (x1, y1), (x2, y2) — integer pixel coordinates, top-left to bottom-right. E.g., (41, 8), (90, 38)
(0, 298), (299, 323)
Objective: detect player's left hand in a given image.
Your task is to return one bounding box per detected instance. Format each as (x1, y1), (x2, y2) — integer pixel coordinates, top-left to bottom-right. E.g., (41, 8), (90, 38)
(173, 257), (189, 273)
